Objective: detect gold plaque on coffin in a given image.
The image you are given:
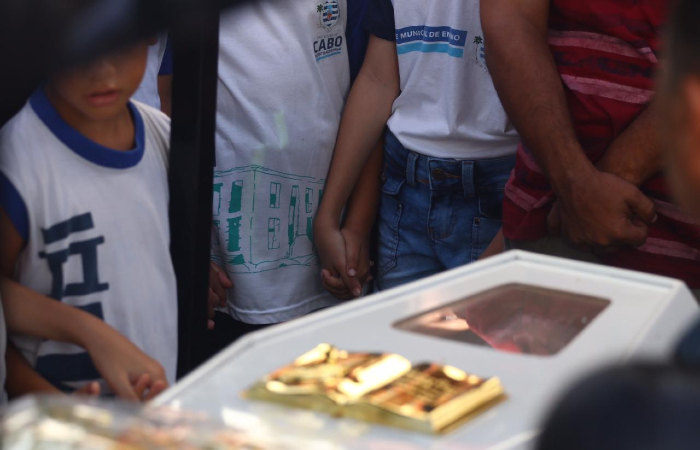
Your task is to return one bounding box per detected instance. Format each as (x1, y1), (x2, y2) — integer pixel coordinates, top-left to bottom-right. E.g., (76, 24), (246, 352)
(244, 344), (504, 434)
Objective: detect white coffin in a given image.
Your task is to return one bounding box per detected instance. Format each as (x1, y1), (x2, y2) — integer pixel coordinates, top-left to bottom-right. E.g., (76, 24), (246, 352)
(157, 251), (699, 449)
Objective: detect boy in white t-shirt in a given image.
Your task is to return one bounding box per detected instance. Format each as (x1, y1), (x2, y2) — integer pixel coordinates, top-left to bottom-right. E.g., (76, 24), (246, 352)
(315, 0), (519, 294)
(0, 39), (177, 397)
(206, 0), (371, 349)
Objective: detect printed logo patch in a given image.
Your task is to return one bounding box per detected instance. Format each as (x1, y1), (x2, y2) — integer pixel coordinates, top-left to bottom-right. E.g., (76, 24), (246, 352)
(473, 35), (488, 71)
(395, 26), (468, 58)
(317, 0), (340, 30)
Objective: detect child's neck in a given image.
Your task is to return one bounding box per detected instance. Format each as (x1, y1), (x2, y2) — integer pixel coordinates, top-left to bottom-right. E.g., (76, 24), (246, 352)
(45, 89), (135, 152)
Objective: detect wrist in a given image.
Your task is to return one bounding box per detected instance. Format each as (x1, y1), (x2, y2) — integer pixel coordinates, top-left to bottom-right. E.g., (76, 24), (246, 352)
(70, 311), (106, 352)
(315, 206), (342, 230)
(549, 155), (597, 197)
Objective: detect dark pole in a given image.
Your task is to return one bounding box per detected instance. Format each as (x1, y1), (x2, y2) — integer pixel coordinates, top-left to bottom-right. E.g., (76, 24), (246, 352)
(169, 9), (220, 378)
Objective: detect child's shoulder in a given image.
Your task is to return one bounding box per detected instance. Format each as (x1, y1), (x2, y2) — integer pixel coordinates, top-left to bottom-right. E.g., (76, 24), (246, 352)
(131, 100), (170, 136)
(130, 100), (171, 158)
(0, 100), (52, 167)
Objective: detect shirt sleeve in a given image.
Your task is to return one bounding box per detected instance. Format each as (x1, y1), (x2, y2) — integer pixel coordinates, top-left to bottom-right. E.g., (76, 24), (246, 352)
(346, 0), (370, 82)
(363, 0), (395, 42)
(0, 171), (29, 243)
(158, 37), (173, 76)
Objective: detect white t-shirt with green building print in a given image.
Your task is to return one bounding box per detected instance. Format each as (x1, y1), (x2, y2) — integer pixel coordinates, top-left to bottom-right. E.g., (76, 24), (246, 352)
(212, 0), (356, 324)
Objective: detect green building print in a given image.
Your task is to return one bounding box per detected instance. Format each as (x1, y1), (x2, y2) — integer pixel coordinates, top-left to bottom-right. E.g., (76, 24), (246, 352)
(211, 165), (325, 274)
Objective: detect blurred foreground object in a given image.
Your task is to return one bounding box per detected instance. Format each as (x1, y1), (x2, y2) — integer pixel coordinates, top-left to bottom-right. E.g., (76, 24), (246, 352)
(537, 364), (700, 450)
(0, 395), (287, 449)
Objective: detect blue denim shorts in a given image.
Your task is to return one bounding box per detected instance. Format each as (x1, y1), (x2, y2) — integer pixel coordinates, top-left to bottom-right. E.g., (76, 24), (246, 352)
(376, 131), (516, 291)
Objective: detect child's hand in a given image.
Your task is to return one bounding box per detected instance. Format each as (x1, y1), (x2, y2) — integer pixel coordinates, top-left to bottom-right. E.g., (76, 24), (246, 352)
(83, 323), (169, 402)
(131, 373), (168, 401)
(340, 228), (373, 289)
(208, 262), (233, 330)
(315, 223), (371, 299)
(74, 381), (101, 397)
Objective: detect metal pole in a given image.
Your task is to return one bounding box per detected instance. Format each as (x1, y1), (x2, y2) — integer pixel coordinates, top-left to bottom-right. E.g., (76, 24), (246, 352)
(169, 8), (220, 378)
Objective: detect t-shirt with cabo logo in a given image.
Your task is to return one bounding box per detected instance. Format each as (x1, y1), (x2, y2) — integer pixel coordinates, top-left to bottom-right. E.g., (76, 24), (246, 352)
(211, 0), (367, 324)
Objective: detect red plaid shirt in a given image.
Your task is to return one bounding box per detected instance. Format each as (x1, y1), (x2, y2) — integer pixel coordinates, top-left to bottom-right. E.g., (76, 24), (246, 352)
(503, 0), (700, 288)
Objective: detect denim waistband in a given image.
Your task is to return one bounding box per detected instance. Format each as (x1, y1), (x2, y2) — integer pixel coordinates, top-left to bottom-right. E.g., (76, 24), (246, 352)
(383, 130), (516, 195)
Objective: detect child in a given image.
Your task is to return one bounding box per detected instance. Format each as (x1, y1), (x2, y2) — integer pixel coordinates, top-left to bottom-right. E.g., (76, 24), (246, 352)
(0, 279), (168, 403)
(314, 0), (519, 294)
(0, 39), (177, 396)
(206, 0), (370, 348)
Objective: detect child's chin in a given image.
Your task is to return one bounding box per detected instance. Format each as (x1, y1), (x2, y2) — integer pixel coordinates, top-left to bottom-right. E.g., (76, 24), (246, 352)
(82, 103), (129, 121)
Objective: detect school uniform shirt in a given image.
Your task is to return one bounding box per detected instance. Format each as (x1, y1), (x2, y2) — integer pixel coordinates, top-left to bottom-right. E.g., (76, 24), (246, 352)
(0, 89), (178, 392)
(212, 0), (366, 324)
(365, 0), (519, 159)
(502, 0), (700, 288)
(132, 35), (171, 110)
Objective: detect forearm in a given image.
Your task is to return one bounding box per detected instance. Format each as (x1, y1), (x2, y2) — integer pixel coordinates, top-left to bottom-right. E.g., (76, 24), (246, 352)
(482, 0), (594, 193)
(596, 106), (662, 186)
(318, 37), (399, 223)
(0, 277), (104, 350)
(5, 344), (59, 398)
(342, 139), (383, 236)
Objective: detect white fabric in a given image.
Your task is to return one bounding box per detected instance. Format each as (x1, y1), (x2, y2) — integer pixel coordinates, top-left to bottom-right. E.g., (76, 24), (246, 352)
(387, 0), (519, 159)
(132, 35), (168, 110)
(0, 99), (177, 390)
(212, 0), (350, 324)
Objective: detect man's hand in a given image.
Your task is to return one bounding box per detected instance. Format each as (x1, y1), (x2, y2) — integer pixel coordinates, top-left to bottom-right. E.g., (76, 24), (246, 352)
(547, 168), (657, 249)
(208, 262), (232, 330)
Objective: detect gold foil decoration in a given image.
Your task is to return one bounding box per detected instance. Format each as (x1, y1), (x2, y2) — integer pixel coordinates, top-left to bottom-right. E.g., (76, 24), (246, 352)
(244, 344), (504, 434)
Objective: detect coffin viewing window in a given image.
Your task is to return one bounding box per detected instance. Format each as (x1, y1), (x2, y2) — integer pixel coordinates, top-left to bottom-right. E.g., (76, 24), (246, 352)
(394, 284), (610, 356)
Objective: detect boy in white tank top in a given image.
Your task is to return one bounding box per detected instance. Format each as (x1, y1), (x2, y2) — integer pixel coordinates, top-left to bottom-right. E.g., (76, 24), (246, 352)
(0, 39), (177, 398)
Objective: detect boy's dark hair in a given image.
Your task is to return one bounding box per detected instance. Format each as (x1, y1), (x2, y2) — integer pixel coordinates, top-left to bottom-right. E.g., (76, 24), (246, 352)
(664, 0), (700, 93)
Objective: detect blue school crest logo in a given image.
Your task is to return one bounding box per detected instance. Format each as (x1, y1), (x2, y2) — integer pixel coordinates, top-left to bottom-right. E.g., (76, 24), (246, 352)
(317, 0), (340, 30)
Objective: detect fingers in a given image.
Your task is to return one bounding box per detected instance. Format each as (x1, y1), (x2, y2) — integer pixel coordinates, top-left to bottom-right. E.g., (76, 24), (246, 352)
(209, 262), (230, 308)
(75, 381), (101, 397)
(321, 269), (354, 300)
(207, 288), (217, 319)
(132, 374), (151, 401)
(355, 244), (372, 285)
(215, 266), (234, 289)
(626, 188), (657, 225)
(620, 220), (649, 248)
(345, 239), (360, 278)
(144, 380), (168, 401)
(339, 270), (363, 298)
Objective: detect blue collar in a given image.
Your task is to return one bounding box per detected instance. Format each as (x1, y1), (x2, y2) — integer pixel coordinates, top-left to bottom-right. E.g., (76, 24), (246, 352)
(30, 88), (145, 169)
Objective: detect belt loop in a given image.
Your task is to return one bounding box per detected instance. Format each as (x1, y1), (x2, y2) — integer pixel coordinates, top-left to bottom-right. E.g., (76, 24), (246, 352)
(462, 161), (475, 197)
(406, 152), (418, 187)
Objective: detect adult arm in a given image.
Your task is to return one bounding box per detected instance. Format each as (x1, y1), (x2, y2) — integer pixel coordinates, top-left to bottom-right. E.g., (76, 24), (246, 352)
(597, 106), (662, 186)
(481, 0), (656, 248)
